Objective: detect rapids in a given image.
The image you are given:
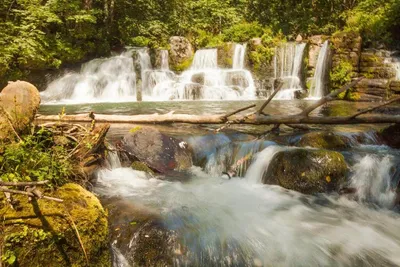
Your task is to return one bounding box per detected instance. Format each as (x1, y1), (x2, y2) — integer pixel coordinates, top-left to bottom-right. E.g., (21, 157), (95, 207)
(96, 135), (400, 266)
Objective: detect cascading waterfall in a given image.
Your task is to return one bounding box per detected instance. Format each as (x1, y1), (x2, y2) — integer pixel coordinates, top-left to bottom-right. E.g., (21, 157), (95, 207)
(96, 142), (400, 266)
(274, 43), (306, 100)
(150, 48), (256, 100)
(309, 40), (330, 99)
(138, 49), (153, 95)
(232, 44), (247, 69)
(41, 50), (137, 103)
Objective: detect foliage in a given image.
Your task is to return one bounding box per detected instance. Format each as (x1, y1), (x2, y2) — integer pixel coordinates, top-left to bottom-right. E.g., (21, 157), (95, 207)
(0, 128), (73, 186)
(223, 22), (266, 43)
(330, 60), (353, 89)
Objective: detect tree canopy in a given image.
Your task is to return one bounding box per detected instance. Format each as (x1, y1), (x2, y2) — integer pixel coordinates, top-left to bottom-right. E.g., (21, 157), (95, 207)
(0, 0), (399, 84)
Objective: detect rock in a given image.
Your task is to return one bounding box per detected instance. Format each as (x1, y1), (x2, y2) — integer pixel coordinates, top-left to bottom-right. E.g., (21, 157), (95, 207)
(184, 83), (203, 100)
(295, 34), (303, 43)
(104, 198), (178, 267)
(308, 35), (329, 46)
(354, 79), (390, 99)
(121, 127), (193, 175)
(249, 38), (262, 48)
(379, 124), (400, 148)
(191, 72), (205, 85)
(131, 161), (155, 175)
(225, 71), (250, 88)
(0, 81), (41, 140)
(263, 149), (348, 194)
(217, 42), (235, 68)
(296, 131), (350, 150)
(0, 183), (110, 267)
(360, 67), (397, 79)
(294, 89), (308, 99)
(356, 93), (384, 102)
(169, 37), (194, 70)
(390, 80), (400, 93)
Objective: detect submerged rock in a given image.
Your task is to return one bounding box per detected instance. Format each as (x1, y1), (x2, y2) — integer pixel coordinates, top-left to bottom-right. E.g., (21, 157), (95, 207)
(0, 183), (110, 267)
(296, 131), (350, 149)
(263, 149), (348, 194)
(120, 127), (193, 174)
(0, 81), (40, 140)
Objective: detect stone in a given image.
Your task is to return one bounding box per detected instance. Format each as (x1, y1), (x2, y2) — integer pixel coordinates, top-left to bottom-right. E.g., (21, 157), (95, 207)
(191, 72), (205, 85)
(0, 183), (110, 267)
(296, 131), (350, 150)
(295, 34), (303, 42)
(184, 83), (203, 100)
(0, 81), (41, 140)
(379, 124), (400, 148)
(249, 38), (262, 48)
(263, 149), (348, 194)
(121, 127), (193, 175)
(169, 36), (194, 70)
(217, 42), (235, 68)
(390, 80), (400, 92)
(225, 71), (250, 88)
(360, 67), (397, 79)
(355, 78), (390, 89)
(357, 93), (384, 102)
(308, 35), (329, 46)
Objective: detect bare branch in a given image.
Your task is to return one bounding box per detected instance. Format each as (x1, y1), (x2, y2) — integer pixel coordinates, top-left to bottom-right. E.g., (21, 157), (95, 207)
(0, 181), (49, 187)
(348, 97), (400, 119)
(299, 77), (364, 117)
(0, 188), (63, 203)
(257, 82), (284, 115)
(222, 104), (256, 120)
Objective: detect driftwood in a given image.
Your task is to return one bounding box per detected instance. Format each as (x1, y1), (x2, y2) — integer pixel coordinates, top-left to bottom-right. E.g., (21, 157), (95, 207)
(35, 78), (400, 126)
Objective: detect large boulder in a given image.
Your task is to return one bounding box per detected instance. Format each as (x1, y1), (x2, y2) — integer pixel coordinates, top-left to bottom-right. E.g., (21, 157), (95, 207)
(169, 36), (194, 71)
(263, 149), (348, 194)
(0, 183), (110, 267)
(0, 81), (40, 140)
(120, 127), (193, 175)
(296, 131), (350, 150)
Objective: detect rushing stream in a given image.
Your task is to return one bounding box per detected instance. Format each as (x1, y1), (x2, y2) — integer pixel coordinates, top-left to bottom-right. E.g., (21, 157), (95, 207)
(94, 130), (400, 266)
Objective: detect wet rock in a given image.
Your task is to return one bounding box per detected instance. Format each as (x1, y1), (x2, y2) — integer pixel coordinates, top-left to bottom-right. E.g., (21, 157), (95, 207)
(191, 72), (205, 85)
(121, 127), (193, 175)
(296, 131), (350, 150)
(131, 161), (155, 175)
(225, 71), (250, 88)
(0, 183), (110, 267)
(217, 42), (235, 68)
(360, 67), (397, 79)
(104, 198), (178, 267)
(169, 36), (194, 70)
(354, 79), (390, 100)
(184, 83), (203, 100)
(379, 123), (400, 148)
(0, 81), (41, 140)
(263, 149), (348, 194)
(390, 80), (400, 93)
(294, 89), (308, 99)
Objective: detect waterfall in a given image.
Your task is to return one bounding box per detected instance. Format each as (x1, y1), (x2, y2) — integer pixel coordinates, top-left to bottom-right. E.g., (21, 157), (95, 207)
(191, 49), (218, 70)
(245, 146), (284, 183)
(160, 50), (169, 71)
(41, 50), (137, 103)
(233, 44), (247, 69)
(274, 43), (306, 100)
(309, 40), (330, 99)
(394, 57), (400, 80)
(138, 49), (153, 95)
(350, 155), (396, 208)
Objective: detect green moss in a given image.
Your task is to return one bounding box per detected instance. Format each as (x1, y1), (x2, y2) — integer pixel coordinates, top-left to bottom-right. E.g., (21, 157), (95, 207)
(170, 56), (194, 72)
(131, 161), (155, 175)
(297, 131), (350, 150)
(0, 183), (110, 267)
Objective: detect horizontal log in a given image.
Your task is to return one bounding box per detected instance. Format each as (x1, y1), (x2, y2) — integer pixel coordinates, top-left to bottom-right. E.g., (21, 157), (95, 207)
(36, 113), (400, 125)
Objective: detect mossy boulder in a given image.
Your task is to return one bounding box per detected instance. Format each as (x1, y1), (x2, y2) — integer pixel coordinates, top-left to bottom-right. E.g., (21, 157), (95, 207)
(263, 149), (348, 194)
(121, 127), (193, 174)
(0, 183), (110, 267)
(296, 131), (350, 149)
(0, 81), (41, 141)
(131, 161), (155, 175)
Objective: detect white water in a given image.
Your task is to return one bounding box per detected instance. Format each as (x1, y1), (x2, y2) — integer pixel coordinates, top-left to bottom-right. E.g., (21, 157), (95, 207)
(41, 50), (137, 104)
(350, 155), (396, 207)
(394, 57), (400, 80)
(232, 44), (247, 69)
(96, 145), (400, 266)
(160, 50), (169, 71)
(274, 43), (306, 100)
(309, 41), (330, 99)
(148, 48), (256, 101)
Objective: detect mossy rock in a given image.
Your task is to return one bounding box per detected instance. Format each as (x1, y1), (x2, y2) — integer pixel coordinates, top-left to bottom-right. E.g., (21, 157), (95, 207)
(296, 131), (350, 150)
(0, 183), (110, 267)
(131, 161), (155, 175)
(263, 149), (348, 194)
(0, 81), (41, 141)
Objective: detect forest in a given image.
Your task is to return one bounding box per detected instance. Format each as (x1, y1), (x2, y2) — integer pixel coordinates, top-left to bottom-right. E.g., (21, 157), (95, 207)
(0, 0), (399, 85)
